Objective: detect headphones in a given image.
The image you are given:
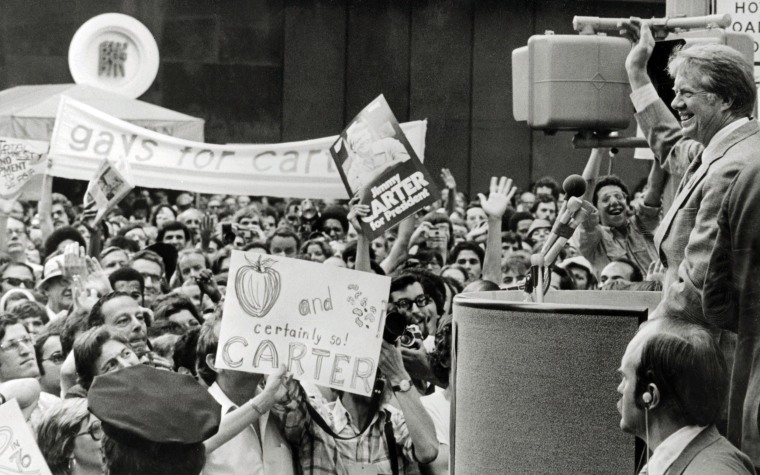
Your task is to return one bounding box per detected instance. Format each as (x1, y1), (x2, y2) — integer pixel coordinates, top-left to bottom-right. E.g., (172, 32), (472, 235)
(642, 391), (652, 407)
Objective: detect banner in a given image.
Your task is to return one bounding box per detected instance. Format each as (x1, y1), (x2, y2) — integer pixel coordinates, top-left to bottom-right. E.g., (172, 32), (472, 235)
(330, 95), (440, 239)
(84, 158), (135, 224)
(0, 137), (49, 199)
(215, 251), (390, 397)
(0, 399), (53, 475)
(48, 96), (427, 199)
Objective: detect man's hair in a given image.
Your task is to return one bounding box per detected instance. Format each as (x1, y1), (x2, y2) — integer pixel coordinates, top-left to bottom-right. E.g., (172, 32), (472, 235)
(266, 227), (301, 253)
(60, 309), (90, 356)
(390, 274), (419, 295)
(196, 312), (221, 386)
(117, 223), (148, 240)
(668, 43), (756, 119)
(154, 294), (203, 326)
(448, 242), (485, 267)
(612, 257), (643, 282)
(105, 236), (140, 254)
(634, 321), (729, 426)
(232, 206), (262, 224)
(43, 226), (87, 260)
(421, 211), (454, 248)
(532, 176), (561, 200)
(398, 269), (446, 317)
(73, 327), (131, 389)
(9, 300), (48, 325)
(318, 207), (349, 234)
(109, 267), (146, 295)
(130, 249), (166, 277)
(157, 221), (191, 242)
(51, 193), (75, 222)
(103, 435), (206, 475)
(88, 291), (132, 329)
(0, 312), (25, 343)
(529, 194), (557, 215)
(173, 327), (200, 375)
(509, 211), (533, 233)
(592, 175), (630, 208)
(35, 398), (91, 474)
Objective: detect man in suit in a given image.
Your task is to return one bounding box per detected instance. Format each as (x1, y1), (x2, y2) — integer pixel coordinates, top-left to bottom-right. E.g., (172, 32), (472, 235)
(617, 319), (755, 474)
(626, 21), (760, 466)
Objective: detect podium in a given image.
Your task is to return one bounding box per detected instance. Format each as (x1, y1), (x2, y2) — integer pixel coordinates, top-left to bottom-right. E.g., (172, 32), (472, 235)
(451, 290), (662, 474)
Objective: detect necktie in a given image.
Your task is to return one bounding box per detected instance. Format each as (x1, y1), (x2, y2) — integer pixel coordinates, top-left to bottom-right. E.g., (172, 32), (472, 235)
(675, 151), (703, 195)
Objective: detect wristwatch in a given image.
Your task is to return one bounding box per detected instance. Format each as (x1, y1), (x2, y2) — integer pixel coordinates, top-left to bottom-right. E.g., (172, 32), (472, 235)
(391, 380), (412, 393)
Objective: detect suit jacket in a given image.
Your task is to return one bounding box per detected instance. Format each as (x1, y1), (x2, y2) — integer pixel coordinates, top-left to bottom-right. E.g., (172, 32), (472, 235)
(664, 426), (755, 475)
(637, 100), (760, 464)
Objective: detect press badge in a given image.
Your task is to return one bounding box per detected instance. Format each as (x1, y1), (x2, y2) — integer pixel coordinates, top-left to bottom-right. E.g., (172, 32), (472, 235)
(345, 461), (379, 475)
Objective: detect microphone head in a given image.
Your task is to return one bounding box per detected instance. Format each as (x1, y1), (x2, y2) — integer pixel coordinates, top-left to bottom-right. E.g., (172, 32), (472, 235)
(563, 174), (587, 199)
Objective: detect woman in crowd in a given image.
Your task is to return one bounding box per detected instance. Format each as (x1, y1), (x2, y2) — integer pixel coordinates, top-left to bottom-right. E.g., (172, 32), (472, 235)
(73, 327), (140, 392)
(36, 398), (103, 475)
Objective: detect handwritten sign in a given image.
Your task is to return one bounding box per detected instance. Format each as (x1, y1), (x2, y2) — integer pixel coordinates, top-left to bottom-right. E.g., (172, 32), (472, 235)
(0, 399), (52, 475)
(0, 137), (49, 199)
(48, 96), (427, 199)
(331, 95), (439, 239)
(83, 158), (134, 225)
(216, 251), (391, 397)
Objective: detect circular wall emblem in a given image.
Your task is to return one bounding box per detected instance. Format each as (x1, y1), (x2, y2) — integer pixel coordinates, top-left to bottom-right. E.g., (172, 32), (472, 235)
(68, 13), (159, 98)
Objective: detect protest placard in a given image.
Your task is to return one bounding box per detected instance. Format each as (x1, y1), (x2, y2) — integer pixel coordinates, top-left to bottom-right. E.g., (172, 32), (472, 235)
(83, 158), (134, 224)
(48, 96), (427, 200)
(0, 399), (53, 475)
(215, 250), (391, 397)
(330, 95), (440, 239)
(0, 137), (49, 200)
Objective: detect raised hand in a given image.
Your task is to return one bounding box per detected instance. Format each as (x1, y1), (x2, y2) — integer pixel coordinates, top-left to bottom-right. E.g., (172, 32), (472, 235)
(622, 19), (655, 85)
(62, 242), (87, 280)
(263, 364), (294, 406)
(200, 213), (217, 243)
(347, 197), (370, 234)
(478, 176), (516, 220)
(440, 168), (457, 190)
(645, 260), (665, 283)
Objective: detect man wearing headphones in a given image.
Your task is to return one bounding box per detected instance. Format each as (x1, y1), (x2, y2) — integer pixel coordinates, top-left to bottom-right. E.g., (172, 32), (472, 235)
(617, 319), (755, 474)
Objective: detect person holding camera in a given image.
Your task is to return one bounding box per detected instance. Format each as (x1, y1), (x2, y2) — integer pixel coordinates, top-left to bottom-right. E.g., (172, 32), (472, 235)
(269, 202), (438, 474)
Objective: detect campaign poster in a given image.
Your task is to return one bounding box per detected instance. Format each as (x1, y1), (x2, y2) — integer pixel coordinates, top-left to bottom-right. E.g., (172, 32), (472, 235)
(0, 137), (49, 200)
(0, 399), (53, 475)
(216, 251), (391, 397)
(83, 158), (134, 224)
(330, 95), (440, 239)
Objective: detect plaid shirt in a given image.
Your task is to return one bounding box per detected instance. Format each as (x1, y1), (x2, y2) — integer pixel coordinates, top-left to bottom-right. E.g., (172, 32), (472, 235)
(271, 382), (415, 475)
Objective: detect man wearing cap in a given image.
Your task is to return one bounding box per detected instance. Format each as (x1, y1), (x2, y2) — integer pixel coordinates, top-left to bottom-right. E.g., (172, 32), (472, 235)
(38, 254), (72, 322)
(559, 256), (597, 290)
(526, 219), (551, 250)
(195, 313), (298, 475)
(88, 364), (221, 475)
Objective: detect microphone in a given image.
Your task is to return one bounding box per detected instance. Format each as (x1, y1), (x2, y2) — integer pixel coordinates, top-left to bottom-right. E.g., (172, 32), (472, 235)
(543, 200), (594, 266)
(541, 175), (587, 255)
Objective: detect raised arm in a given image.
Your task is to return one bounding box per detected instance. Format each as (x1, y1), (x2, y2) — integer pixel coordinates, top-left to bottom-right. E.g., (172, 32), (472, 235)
(581, 148), (606, 203)
(38, 167), (54, 242)
(478, 176), (516, 284)
(348, 200), (372, 273)
(440, 168), (458, 216)
(380, 215), (415, 274)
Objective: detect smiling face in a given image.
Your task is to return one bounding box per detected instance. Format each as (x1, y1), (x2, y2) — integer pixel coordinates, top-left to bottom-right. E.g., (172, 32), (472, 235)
(671, 71), (732, 146)
(597, 185), (628, 228)
(0, 323), (39, 382)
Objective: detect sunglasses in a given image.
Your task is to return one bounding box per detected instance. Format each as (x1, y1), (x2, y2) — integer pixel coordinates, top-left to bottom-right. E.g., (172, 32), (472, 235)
(2, 277), (35, 288)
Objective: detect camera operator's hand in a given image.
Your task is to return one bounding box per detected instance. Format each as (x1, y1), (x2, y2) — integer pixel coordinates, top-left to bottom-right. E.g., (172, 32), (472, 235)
(400, 344), (435, 382)
(622, 19), (655, 89)
(261, 364), (294, 408)
(195, 268), (222, 303)
(379, 341), (411, 384)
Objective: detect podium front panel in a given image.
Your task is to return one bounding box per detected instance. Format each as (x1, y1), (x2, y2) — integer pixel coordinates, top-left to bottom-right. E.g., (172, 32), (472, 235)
(451, 291), (651, 474)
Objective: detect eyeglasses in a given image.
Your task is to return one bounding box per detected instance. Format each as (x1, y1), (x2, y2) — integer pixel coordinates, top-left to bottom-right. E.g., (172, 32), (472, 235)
(456, 258), (481, 266)
(43, 352), (65, 364)
(391, 294), (432, 311)
(77, 419), (103, 441)
(672, 88), (709, 100)
(1, 277), (35, 288)
(0, 335), (33, 352)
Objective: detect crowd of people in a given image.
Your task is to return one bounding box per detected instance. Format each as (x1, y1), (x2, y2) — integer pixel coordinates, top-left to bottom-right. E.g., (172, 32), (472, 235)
(0, 18), (759, 475)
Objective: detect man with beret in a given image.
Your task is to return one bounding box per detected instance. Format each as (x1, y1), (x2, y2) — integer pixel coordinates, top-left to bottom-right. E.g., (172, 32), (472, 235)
(88, 364), (221, 475)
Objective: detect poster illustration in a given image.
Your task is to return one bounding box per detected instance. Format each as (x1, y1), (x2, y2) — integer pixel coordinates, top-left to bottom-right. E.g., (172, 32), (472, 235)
(83, 158), (134, 224)
(215, 251), (391, 397)
(0, 399), (52, 475)
(0, 137), (49, 199)
(331, 95), (440, 239)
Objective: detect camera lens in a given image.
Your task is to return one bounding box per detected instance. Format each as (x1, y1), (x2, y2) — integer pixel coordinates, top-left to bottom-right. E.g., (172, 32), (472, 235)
(383, 311), (406, 344)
